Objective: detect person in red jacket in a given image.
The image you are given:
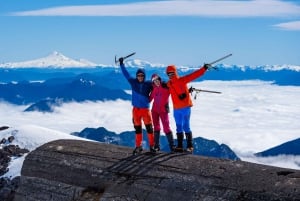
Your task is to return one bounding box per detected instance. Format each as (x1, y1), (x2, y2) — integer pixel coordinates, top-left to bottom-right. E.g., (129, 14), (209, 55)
(149, 74), (175, 152)
(166, 64), (211, 153)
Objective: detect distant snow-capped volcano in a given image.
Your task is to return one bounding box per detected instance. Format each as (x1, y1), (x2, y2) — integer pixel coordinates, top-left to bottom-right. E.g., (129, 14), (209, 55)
(0, 51), (97, 68)
(1, 51), (299, 71)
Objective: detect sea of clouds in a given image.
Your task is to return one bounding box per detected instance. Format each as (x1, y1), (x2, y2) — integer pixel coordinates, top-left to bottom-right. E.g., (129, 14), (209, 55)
(1, 80), (300, 174)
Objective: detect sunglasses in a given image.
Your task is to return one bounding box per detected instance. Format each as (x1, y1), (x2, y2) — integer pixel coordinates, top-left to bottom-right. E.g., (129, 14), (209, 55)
(167, 72), (175, 77)
(137, 74), (145, 77)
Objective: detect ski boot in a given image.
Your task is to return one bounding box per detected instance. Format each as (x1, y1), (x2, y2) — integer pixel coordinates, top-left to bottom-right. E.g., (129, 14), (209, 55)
(154, 131), (161, 152)
(132, 146), (143, 155)
(185, 132), (194, 154)
(149, 146), (157, 154)
(174, 132), (184, 153)
(186, 147), (194, 154)
(154, 145), (160, 152)
(174, 146), (184, 153)
(166, 131), (175, 153)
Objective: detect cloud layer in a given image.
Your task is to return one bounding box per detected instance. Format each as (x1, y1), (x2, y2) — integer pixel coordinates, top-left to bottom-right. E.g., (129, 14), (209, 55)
(10, 0), (300, 31)
(12, 0), (300, 18)
(1, 80), (299, 154)
(1, 80), (300, 171)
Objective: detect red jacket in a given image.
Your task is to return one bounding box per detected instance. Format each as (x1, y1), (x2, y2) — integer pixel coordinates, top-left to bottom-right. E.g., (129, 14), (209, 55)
(166, 65), (207, 109)
(150, 82), (170, 113)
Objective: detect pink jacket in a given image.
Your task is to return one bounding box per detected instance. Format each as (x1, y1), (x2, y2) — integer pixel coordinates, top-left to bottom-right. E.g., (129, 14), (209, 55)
(150, 82), (170, 113)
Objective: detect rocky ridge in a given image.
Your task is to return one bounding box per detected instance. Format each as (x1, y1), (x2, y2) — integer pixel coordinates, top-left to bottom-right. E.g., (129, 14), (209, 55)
(15, 139), (300, 201)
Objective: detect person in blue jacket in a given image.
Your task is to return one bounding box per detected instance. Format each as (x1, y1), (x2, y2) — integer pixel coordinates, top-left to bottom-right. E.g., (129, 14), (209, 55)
(119, 57), (156, 155)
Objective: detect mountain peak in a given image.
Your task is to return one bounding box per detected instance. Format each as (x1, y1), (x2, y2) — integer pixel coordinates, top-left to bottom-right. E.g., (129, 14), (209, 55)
(0, 51), (97, 68)
(51, 51), (60, 55)
(48, 51), (66, 58)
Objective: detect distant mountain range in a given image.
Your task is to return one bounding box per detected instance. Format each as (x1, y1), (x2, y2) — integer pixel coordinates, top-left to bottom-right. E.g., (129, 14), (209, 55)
(71, 127), (240, 160)
(255, 138), (300, 157)
(0, 73), (131, 110)
(0, 51), (299, 72)
(0, 60), (299, 110)
(0, 51), (299, 111)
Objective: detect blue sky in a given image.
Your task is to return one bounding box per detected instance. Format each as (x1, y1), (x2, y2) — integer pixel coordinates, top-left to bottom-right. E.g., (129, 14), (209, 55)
(0, 0), (300, 66)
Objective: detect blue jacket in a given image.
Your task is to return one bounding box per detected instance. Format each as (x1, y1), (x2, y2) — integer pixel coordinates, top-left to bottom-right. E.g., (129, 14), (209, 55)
(120, 64), (152, 108)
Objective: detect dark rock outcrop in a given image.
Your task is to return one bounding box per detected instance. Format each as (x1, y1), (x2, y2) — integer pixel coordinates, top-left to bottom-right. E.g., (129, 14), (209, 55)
(0, 132), (29, 201)
(15, 139), (300, 201)
(0, 138), (29, 177)
(0, 177), (20, 201)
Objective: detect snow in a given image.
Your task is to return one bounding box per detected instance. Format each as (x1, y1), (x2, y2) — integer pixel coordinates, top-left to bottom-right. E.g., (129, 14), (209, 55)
(1, 80), (299, 179)
(0, 51), (97, 68)
(0, 124), (89, 178)
(0, 51), (299, 71)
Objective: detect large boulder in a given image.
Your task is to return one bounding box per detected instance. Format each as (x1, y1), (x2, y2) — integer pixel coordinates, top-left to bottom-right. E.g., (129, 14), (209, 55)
(15, 139), (300, 201)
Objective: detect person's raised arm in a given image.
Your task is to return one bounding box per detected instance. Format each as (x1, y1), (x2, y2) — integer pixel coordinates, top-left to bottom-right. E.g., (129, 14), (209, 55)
(119, 57), (131, 80)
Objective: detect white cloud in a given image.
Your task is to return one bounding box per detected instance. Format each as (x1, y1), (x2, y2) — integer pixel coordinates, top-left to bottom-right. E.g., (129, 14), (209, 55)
(273, 20), (300, 31)
(240, 154), (300, 170)
(11, 0), (300, 18)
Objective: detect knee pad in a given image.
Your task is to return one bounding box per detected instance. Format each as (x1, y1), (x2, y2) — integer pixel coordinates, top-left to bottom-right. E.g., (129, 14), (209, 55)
(145, 124), (153, 133)
(134, 125), (142, 134)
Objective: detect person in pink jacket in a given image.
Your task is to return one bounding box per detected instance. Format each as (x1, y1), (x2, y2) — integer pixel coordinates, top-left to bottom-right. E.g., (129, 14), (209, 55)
(150, 74), (175, 152)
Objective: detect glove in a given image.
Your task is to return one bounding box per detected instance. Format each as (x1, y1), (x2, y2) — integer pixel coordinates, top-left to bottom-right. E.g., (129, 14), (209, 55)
(119, 57), (124, 65)
(203, 63), (213, 70)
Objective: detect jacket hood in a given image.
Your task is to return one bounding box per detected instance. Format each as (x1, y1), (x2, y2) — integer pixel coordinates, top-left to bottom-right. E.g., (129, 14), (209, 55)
(166, 65), (178, 79)
(151, 73), (161, 82)
(136, 68), (146, 77)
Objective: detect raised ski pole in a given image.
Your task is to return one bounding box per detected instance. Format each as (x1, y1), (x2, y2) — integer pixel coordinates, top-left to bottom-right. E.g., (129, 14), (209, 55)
(208, 53), (232, 65)
(115, 52), (136, 64)
(206, 53), (233, 70)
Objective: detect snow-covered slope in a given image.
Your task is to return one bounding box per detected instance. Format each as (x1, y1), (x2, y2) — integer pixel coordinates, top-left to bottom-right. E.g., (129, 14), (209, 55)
(1, 125), (90, 178)
(0, 51), (97, 68)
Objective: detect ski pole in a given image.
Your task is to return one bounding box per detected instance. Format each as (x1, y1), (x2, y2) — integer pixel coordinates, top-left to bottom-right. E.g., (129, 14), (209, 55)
(115, 52), (136, 64)
(208, 53), (232, 66)
(204, 53), (232, 70)
(189, 87), (221, 99)
(196, 89), (221, 94)
(190, 87), (221, 94)
(0, 126), (9, 131)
